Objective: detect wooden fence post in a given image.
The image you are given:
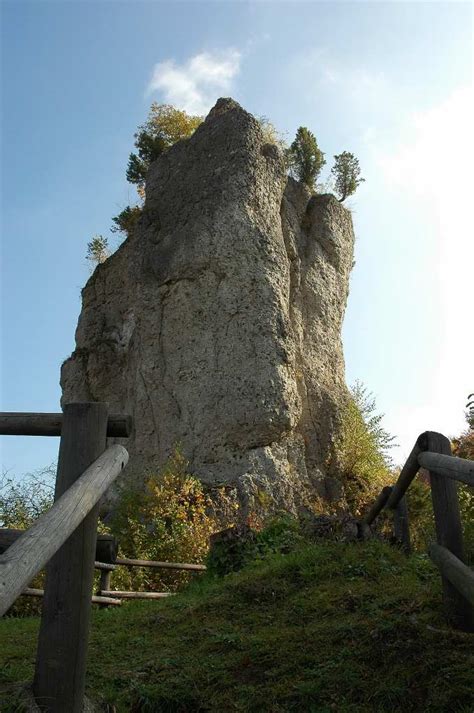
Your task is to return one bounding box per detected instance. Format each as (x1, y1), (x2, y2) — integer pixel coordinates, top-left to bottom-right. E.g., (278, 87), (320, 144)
(99, 569), (112, 593)
(393, 496), (411, 553)
(33, 402), (109, 711)
(426, 431), (473, 632)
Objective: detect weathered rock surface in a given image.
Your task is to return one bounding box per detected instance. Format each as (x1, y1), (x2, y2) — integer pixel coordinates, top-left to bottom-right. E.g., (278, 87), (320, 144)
(61, 98), (355, 514)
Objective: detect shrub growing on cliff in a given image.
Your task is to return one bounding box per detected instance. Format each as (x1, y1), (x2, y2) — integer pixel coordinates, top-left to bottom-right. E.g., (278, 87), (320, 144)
(337, 381), (395, 515)
(258, 116), (288, 158)
(288, 126), (325, 191)
(86, 235), (110, 266)
(331, 151), (365, 202)
(111, 204), (142, 238)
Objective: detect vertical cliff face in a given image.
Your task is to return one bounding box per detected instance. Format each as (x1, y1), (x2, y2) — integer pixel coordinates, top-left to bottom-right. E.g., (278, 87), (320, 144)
(61, 98), (354, 513)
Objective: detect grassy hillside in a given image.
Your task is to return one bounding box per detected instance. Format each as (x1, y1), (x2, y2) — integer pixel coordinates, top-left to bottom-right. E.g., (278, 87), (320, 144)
(1, 540), (473, 712)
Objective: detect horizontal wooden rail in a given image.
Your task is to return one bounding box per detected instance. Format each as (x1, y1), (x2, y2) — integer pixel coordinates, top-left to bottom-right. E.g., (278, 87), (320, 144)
(418, 452), (474, 488)
(0, 411), (132, 437)
(429, 544), (474, 607)
(116, 557), (206, 571)
(100, 590), (175, 600)
(22, 588), (122, 607)
(0, 529), (118, 564)
(94, 561), (117, 571)
(0, 444), (128, 616)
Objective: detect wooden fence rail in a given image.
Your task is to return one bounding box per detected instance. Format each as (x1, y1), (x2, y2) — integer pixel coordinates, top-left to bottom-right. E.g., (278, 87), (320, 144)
(1, 532), (207, 605)
(0, 529), (118, 563)
(363, 430), (473, 632)
(429, 544), (474, 607)
(22, 587), (122, 607)
(116, 556), (207, 571)
(0, 404), (131, 713)
(0, 444), (128, 615)
(418, 452), (474, 487)
(0, 411), (132, 437)
(93, 556), (207, 602)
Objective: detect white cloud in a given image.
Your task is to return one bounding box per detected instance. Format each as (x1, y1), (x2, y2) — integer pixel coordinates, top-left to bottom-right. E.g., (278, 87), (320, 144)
(379, 86), (473, 202)
(146, 50), (241, 115)
(377, 86), (474, 451)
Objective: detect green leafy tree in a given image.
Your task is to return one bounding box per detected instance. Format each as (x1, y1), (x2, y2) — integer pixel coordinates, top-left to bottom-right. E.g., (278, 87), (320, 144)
(331, 151), (365, 202)
(288, 127), (326, 191)
(127, 104), (203, 197)
(86, 235), (109, 266)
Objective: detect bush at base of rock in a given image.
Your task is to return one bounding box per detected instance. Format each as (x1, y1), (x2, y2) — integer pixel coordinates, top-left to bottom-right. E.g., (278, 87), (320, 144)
(103, 449), (219, 592)
(206, 510), (381, 577)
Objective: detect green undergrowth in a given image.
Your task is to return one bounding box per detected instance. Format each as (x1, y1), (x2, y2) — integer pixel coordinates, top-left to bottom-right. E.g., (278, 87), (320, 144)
(1, 540), (473, 712)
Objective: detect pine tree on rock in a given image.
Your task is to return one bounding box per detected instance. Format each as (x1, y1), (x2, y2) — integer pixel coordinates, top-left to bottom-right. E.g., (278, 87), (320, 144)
(331, 151), (365, 202)
(288, 127), (326, 191)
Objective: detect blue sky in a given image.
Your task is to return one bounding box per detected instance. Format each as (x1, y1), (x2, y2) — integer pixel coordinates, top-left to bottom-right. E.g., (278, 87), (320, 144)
(1, 0), (473, 477)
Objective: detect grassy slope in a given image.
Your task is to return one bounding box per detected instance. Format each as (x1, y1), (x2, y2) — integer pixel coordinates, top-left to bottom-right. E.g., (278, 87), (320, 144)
(1, 540), (473, 712)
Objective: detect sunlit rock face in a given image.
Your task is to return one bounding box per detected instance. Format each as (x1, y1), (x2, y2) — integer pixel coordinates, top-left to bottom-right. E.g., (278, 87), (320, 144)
(61, 98), (354, 514)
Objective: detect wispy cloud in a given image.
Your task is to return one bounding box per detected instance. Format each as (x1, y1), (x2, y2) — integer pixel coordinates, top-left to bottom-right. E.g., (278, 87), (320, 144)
(146, 50), (241, 115)
(376, 85), (474, 450)
(378, 86), (473, 201)
(289, 49), (388, 113)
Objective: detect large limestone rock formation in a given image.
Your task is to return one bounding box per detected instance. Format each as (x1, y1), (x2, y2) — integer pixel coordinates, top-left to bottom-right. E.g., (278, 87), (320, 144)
(61, 98), (355, 514)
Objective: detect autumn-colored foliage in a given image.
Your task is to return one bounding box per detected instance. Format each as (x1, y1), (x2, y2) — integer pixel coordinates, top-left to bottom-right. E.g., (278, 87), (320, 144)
(104, 449), (218, 592)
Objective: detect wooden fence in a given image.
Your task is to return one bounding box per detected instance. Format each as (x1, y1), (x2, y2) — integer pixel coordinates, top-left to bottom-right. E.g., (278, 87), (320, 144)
(94, 556), (206, 601)
(0, 403), (131, 712)
(0, 526), (207, 604)
(363, 430), (474, 632)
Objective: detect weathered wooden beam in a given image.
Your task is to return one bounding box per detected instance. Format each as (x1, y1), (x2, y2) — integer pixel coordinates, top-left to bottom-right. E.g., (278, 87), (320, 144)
(425, 431), (473, 632)
(22, 588), (121, 607)
(429, 544), (474, 608)
(33, 403), (111, 712)
(418, 452), (474, 488)
(94, 561), (117, 571)
(385, 433), (428, 510)
(100, 590), (175, 600)
(393, 496), (411, 553)
(0, 411), (132, 437)
(0, 444), (127, 616)
(0, 529), (118, 564)
(116, 557), (206, 571)
(363, 486), (392, 526)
